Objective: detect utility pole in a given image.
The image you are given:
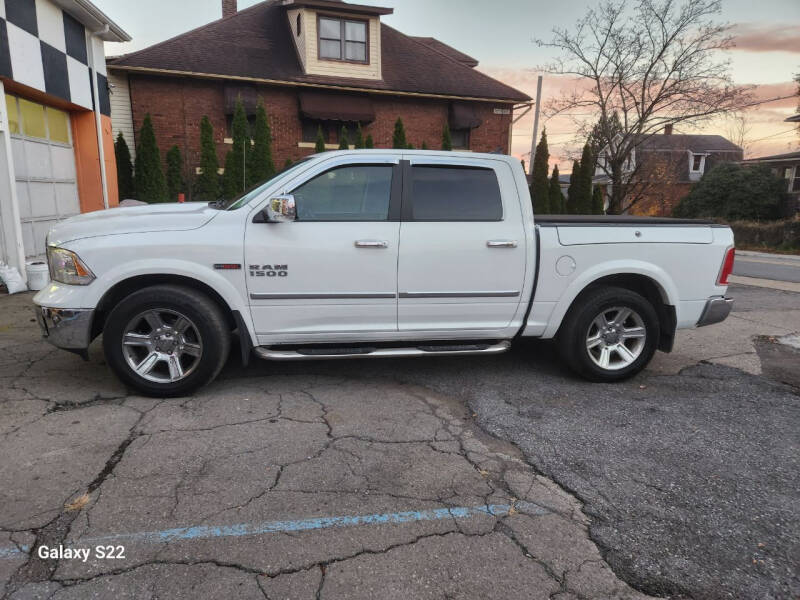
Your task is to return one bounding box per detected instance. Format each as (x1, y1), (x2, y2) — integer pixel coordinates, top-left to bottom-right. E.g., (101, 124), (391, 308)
(528, 75), (543, 183)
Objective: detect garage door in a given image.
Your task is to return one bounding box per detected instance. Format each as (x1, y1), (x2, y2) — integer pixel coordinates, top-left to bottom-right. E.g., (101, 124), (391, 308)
(5, 94), (80, 258)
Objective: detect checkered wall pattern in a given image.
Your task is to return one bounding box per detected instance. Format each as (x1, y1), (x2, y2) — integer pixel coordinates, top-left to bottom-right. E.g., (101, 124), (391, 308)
(0, 0), (110, 115)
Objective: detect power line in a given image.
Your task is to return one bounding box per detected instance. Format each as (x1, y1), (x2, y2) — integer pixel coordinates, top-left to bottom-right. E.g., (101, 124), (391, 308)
(748, 128), (798, 143)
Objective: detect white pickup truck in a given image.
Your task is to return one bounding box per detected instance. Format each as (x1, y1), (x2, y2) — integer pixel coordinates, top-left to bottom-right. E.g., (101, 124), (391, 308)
(34, 150), (735, 396)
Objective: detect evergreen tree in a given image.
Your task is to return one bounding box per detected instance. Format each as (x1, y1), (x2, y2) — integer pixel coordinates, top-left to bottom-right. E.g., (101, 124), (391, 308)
(421, 140), (429, 150)
(529, 128), (550, 214)
(441, 123), (452, 151)
(195, 120), (219, 201)
(591, 185), (605, 214)
(338, 125), (350, 150)
(548, 165), (564, 214)
(566, 160), (581, 214)
(314, 125), (326, 153)
(353, 124), (365, 149)
(165, 145), (183, 201)
(365, 134), (374, 149)
(134, 113), (167, 203)
(222, 97), (249, 199)
(392, 118), (407, 149)
(195, 116), (220, 202)
(247, 100), (274, 186)
(575, 143), (595, 214)
(114, 132), (134, 200)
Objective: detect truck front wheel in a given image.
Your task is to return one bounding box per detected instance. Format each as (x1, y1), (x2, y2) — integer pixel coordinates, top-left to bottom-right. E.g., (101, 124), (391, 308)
(103, 285), (231, 397)
(557, 285), (659, 382)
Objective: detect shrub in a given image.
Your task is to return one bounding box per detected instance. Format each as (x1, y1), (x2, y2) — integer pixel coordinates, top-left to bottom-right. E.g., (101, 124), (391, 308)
(441, 123), (452, 151)
(247, 100), (275, 186)
(194, 116), (220, 201)
(314, 126), (326, 153)
(134, 114), (167, 203)
(673, 163), (785, 221)
(530, 129), (550, 214)
(222, 97), (249, 199)
(114, 132), (134, 200)
(165, 145), (183, 201)
(392, 118), (407, 149)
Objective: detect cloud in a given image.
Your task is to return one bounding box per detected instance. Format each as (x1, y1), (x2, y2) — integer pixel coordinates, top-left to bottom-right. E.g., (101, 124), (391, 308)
(731, 24), (800, 54)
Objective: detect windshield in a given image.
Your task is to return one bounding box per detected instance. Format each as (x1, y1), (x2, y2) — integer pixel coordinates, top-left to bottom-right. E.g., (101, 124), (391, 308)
(224, 158), (312, 210)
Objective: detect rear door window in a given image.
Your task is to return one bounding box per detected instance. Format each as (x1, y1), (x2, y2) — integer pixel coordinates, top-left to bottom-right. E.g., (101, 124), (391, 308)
(407, 165), (502, 221)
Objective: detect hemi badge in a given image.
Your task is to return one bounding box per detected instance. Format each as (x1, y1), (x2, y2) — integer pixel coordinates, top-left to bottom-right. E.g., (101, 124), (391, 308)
(213, 263), (242, 270)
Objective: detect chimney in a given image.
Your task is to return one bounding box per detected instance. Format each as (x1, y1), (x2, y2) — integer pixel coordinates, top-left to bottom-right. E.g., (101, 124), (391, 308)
(222, 0), (237, 18)
(664, 124), (673, 135)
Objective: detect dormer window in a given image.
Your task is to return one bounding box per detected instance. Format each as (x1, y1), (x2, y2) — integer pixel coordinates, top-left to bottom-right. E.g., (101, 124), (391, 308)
(688, 151), (709, 181)
(318, 16), (367, 62)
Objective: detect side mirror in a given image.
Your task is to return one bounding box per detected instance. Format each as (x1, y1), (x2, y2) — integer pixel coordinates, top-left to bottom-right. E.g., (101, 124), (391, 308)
(259, 194), (296, 223)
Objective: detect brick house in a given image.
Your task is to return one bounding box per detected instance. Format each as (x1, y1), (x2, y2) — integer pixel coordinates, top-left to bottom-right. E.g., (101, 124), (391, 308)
(106, 0), (530, 200)
(594, 127), (743, 216)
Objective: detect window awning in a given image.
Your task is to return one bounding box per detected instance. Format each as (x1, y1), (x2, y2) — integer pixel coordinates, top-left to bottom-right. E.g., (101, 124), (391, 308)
(449, 102), (482, 130)
(224, 85), (260, 116)
(299, 91), (375, 123)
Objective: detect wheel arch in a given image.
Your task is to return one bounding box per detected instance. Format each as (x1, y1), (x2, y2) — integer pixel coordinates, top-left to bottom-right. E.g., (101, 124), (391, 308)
(546, 267), (678, 353)
(92, 274), (238, 341)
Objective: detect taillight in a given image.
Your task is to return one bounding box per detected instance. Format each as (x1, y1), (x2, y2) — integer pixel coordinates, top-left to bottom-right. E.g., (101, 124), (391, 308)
(717, 247), (735, 285)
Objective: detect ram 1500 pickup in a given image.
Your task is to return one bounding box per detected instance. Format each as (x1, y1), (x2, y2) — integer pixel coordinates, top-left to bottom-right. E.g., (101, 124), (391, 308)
(33, 150), (735, 396)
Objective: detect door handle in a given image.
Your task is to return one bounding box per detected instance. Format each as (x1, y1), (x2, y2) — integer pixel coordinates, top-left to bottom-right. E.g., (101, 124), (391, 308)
(486, 240), (518, 248)
(355, 240), (389, 248)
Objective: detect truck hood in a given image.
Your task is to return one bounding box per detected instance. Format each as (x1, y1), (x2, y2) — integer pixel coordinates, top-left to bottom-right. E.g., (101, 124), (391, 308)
(47, 202), (220, 246)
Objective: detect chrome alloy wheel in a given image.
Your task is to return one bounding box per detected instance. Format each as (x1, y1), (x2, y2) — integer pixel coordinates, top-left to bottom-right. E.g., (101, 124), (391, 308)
(585, 306), (646, 371)
(121, 309), (203, 383)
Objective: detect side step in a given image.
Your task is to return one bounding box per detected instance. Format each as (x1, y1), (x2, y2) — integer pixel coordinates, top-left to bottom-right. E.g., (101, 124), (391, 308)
(253, 341), (511, 361)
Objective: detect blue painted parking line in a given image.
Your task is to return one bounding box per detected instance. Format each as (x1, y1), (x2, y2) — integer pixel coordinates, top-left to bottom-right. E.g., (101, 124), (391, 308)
(0, 501), (547, 558)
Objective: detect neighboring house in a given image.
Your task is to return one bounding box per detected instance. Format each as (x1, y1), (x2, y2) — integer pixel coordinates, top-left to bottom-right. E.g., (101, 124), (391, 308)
(741, 150), (800, 216)
(0, 0), (129, 278)
(594, 126), (743, 216)
(106, 0), (530, 199)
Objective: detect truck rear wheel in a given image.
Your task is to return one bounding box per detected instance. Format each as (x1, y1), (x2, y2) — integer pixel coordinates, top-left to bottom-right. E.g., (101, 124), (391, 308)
(103, 285), (231, 397)
(557, 285), (659, 382)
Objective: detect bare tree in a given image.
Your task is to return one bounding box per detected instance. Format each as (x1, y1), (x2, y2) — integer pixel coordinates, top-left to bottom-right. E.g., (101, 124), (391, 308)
(539, 0), (751, 213)
(724, 111), (752, 157)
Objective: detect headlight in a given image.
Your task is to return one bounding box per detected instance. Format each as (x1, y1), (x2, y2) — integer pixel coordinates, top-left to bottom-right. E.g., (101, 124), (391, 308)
(47, 247), (95, 285)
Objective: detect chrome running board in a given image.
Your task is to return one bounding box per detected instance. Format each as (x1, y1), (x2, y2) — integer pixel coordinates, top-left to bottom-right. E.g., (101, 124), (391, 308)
(253, 340), (511, 361)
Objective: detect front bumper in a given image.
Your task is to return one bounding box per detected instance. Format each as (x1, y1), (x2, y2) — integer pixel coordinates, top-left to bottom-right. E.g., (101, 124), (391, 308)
(696, 296), (733, 327)
(35, 306), (94, 351)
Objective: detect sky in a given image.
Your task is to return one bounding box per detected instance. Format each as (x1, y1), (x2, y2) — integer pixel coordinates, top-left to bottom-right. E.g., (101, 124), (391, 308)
(95, 0), (799, 170)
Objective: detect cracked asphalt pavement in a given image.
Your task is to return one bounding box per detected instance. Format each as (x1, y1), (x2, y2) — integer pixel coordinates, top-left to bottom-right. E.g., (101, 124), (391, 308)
(1, 283), (798, 599)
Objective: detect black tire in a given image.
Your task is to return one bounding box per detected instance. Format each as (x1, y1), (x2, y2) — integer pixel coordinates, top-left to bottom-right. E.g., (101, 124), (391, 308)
(103, 285), (231, 397)
(556, 285), (659, 382)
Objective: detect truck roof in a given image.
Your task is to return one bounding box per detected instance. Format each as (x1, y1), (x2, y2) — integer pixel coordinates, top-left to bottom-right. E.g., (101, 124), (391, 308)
(309, 149), (520, 165)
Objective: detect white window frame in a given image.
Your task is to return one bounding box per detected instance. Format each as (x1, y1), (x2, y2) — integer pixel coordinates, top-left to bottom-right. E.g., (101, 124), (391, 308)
(688, 151), (709, 174)
(317, 16), (368, 63)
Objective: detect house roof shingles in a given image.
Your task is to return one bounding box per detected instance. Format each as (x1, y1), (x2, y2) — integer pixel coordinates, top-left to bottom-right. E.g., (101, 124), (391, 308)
(108, 0), (529, 103)
(408, 37), (479, 67)
(636, 134), (742, 153)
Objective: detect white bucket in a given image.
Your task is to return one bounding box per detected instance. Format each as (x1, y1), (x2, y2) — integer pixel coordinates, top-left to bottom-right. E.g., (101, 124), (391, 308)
(26, 261), (49, 291)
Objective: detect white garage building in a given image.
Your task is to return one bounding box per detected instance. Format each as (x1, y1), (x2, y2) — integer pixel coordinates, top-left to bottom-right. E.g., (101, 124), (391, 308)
(0, 0), (128, 283)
